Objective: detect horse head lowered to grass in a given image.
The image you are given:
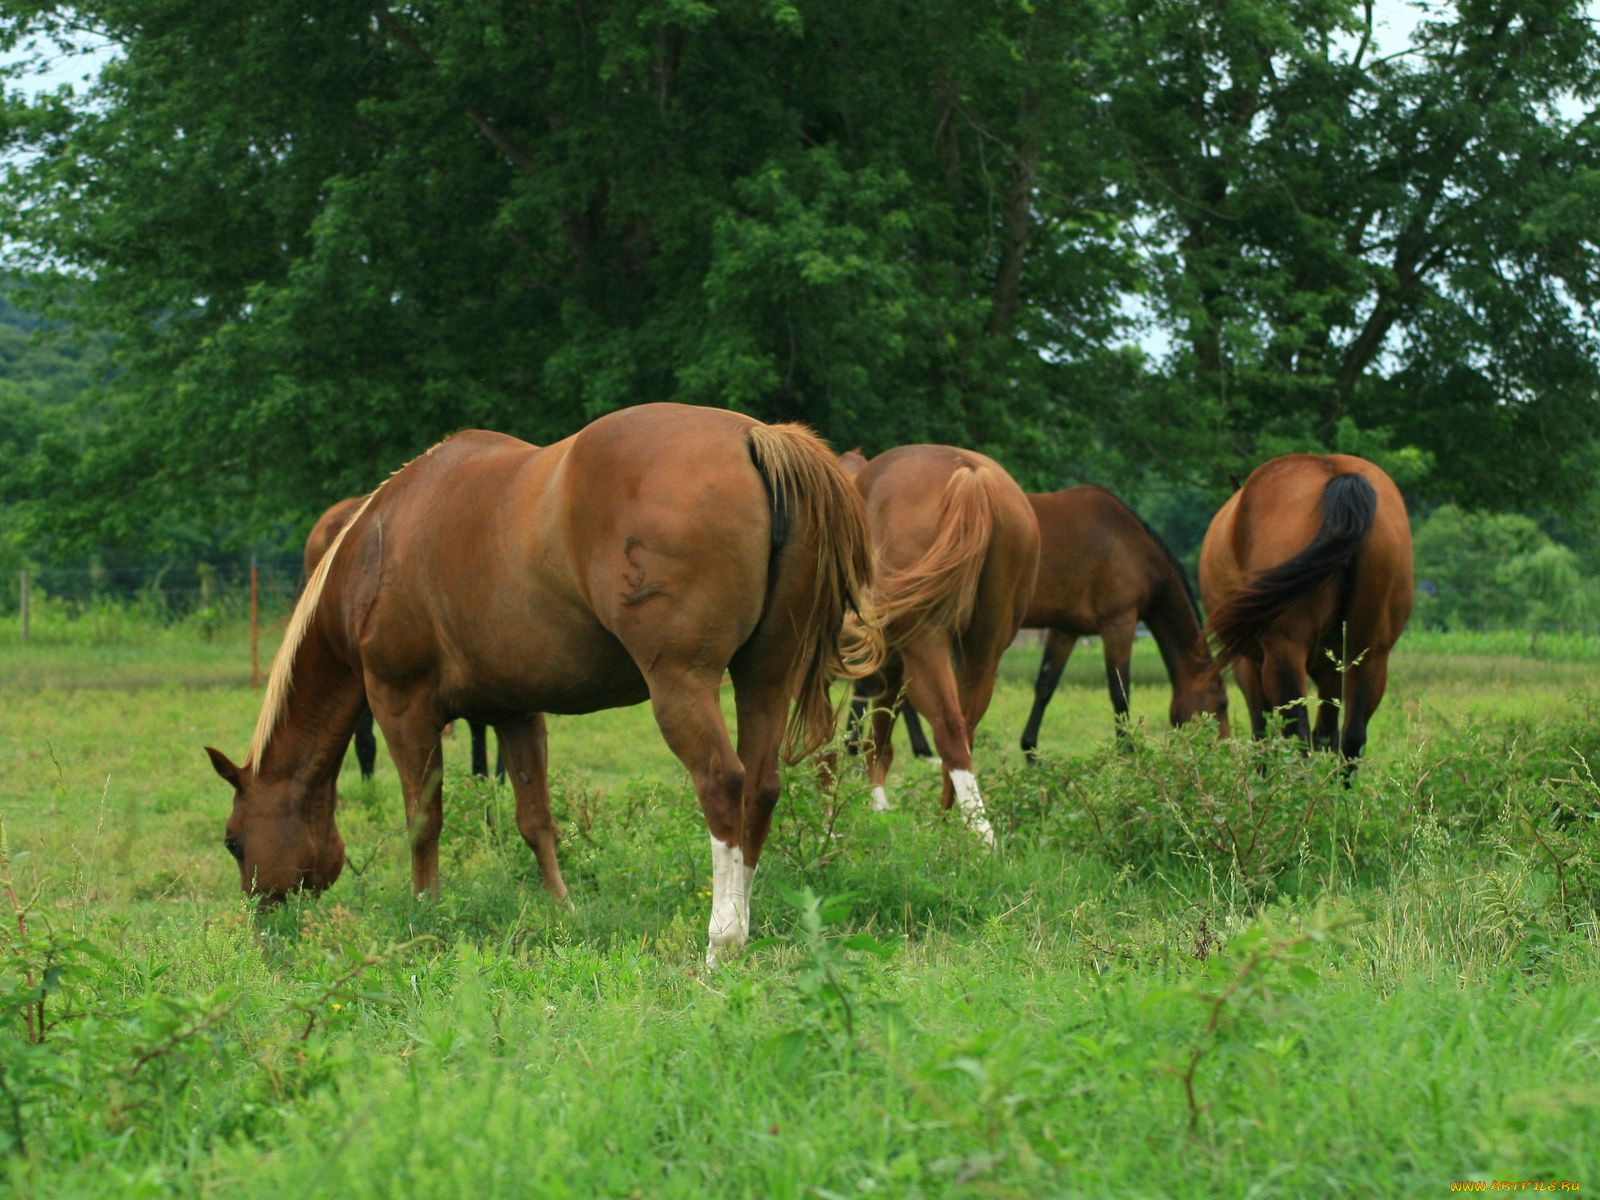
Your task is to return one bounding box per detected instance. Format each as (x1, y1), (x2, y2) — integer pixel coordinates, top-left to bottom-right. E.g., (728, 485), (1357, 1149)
(208, 403), (880, 963)
(1199, 453), (1413, 766)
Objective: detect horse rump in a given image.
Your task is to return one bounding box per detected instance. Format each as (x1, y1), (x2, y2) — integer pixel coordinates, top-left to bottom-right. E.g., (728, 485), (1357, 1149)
(1207, 472), (1378, 665)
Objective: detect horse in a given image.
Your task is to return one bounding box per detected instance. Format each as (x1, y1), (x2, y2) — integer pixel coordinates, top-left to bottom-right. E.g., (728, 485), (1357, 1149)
(1199, 453), (1413, 765)
(883, 486), (1231, 760)
(208, 404), (879, 964)
(847, 444), (1040, 844)
(306, 498), (502, 781)
(1015, 487), (1229, 755)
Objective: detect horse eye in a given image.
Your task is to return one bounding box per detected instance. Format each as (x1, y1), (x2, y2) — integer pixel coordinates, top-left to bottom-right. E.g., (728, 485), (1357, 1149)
(224, 834), (244, 861)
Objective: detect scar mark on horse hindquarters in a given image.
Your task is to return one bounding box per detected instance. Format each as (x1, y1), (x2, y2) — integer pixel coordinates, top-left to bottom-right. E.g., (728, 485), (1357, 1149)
(622, 536), (667, 607)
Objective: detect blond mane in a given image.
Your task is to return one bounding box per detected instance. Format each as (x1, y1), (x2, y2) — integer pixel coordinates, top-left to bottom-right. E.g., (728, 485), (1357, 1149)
(247, 488), (380, 765)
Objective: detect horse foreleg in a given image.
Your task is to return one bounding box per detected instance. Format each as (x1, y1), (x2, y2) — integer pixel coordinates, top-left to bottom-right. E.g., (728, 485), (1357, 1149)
(1100, 615), (1137, 741)
(1260, 635), (1313, 745)
(1308, 662), (1342, 753)
(902, 641), (994, 847)
(859, 662), (904, 811)
(1336, 652), (1390, 773)
(367, 686), (446, 899)
(353, 708), (378, 780)
(1020, 629), (1076, 762)
(902, 701), (936, 761)
(496, 713), (566, 903)
(1232, 658), (1270, 741)
(844, 688), (869, 756)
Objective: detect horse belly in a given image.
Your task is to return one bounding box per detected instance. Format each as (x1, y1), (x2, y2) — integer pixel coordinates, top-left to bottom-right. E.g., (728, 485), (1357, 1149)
(441, 610), (649, 720)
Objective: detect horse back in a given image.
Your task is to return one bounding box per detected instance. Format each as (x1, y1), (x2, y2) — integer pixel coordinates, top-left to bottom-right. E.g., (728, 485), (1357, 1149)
(1025, 486), (1171, 631)
(335, 409), (787, 717)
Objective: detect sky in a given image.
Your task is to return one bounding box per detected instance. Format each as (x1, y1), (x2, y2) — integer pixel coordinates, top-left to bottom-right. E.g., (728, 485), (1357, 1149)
(4, 2), (1436, 98)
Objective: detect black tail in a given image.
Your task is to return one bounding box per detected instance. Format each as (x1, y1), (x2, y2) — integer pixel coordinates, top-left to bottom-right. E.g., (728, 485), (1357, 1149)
(1207, 473), (1377, 664)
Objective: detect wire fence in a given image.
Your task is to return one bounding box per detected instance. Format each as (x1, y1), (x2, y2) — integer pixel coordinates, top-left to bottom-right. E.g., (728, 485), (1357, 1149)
(5, 556), (1599, 659)
(5, 557), (304, 626)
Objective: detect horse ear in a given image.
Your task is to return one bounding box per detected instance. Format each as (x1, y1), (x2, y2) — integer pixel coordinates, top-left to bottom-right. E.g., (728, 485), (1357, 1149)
(205, 746), (242, 788)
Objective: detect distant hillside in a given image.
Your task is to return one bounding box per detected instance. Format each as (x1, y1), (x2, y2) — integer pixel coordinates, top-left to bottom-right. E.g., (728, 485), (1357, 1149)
(0, 283), (108, 409)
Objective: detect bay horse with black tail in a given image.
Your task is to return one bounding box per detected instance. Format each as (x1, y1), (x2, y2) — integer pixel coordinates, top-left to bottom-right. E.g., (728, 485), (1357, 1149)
(306, 498), (502, 781)
(1199, 453), (1413, 765)
(847, 445), (1040, 844)
(210, 404), (879, 964)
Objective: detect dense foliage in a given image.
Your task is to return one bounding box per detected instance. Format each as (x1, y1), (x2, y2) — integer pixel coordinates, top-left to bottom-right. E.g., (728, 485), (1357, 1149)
(1, 0), (1597, 560)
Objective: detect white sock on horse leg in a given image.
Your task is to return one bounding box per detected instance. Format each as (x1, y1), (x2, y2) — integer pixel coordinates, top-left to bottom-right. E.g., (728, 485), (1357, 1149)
(705, 835), (750, 967)
(948, 768), (995, 848)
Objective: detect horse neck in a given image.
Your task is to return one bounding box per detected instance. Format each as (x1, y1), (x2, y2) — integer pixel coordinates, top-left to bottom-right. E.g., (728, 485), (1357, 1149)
(252, 619), (366, 791)
(1140, 565), (1212, 691)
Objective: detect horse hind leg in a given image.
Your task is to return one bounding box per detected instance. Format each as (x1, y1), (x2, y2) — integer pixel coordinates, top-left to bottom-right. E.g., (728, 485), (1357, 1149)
(644, 667), (750, 965)
(901, 640), (994, 847)
(1020, 629), (1077, 763)
(495, 713), (566, 903)
(1260, 634), (1313, 745)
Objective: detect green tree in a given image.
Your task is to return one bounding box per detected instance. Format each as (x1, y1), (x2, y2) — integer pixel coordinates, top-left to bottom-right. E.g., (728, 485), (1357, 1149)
(0, 0), (1137, 554)
(1412, 504), (1599, 631)
(1097, 0), (1600, 506)
(1, 1), (1597, 559)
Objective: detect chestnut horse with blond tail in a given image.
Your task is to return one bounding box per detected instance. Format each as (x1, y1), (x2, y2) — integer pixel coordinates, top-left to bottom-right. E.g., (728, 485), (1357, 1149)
(1199, 453), (1413, 766)
(845, 445), (1040, 844)
(208, 404), (879, 964)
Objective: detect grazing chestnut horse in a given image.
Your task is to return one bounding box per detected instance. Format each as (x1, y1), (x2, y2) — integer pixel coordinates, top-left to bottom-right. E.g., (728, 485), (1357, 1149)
(306, 498), (501, 781)
(847, 445), (1040, 844)
(1199, 453), (1413, 764)
(209, 404), (878, 964)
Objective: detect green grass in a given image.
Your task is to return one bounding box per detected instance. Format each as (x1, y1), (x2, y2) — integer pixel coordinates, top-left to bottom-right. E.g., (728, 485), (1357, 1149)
(3, 621), (1599, 1198)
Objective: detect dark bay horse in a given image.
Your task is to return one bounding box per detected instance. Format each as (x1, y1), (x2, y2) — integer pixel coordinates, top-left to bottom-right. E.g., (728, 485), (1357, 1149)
(846, 445), (1040, 844)
(1199, 453), (1413, 764)
(209, 404), (878, 963)
(857, 485), (1228, 761)
(306, 498), (501, 781)
(1016, 487), (1229, 757)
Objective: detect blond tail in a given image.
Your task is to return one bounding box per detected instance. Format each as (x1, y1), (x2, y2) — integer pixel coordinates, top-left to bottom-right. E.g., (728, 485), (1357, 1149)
(873, 465), (1000, 649)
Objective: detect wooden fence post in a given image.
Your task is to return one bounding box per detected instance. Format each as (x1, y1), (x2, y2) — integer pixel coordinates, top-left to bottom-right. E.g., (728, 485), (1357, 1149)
(19, 568), (28, 643)
(250, 555), (260, 688)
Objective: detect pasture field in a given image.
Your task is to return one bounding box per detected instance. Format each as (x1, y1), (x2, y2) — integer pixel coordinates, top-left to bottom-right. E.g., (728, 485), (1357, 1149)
(3, 618), (1599, 1198)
